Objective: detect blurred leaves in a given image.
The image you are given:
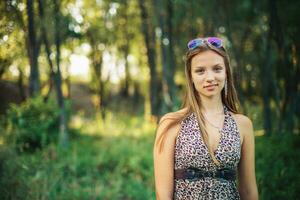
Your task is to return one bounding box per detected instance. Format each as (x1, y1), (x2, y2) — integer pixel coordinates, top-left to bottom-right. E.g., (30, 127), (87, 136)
(0, 0), (299, 199)
(3, 97), (61, 152)
(256, 134), (300, 199)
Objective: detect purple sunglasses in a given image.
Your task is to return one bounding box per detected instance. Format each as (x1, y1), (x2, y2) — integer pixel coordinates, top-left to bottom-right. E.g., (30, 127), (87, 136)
(187, 37), (223, 50)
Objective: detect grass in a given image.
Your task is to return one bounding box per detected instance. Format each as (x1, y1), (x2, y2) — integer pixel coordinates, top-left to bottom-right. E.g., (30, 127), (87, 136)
(255, 134), (300, 200)
(16, 135), (155, 200)
(1, 111), (157, 200)
(1, 110), (299, 200)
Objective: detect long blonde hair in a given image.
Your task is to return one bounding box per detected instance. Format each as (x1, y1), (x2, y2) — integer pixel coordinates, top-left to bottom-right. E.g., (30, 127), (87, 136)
(156, 41), (241, 166)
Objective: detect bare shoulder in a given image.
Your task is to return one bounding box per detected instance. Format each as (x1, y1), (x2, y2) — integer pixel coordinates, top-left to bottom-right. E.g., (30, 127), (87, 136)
(156, 108), (188, 140)
(231, 113), (253, 128)
(159, 107), (188, 123)
(230, 113), (254, 144)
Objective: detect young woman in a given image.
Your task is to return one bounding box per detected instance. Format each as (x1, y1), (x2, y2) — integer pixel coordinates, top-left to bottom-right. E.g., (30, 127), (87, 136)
(153, 37), (258, 200)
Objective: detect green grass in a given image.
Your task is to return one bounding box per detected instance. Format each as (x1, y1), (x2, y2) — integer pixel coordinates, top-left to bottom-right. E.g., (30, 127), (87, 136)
(255, 134), (300, 200)
(1, 111), (299, 200)
(1, 111), (157, 200)
(16, 135), (155, 200)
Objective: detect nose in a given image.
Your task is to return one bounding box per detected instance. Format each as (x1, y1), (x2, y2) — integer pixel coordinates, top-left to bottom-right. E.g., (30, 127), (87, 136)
(205, 71), (215, 82)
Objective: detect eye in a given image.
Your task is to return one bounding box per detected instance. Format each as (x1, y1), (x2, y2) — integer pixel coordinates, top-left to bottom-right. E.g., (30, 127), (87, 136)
(214, 66), (223, 72)
(195, 69), (205, 74)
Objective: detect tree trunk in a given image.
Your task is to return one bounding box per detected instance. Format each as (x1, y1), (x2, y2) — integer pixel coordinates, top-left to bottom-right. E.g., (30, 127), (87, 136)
(43, 73), (54, 103)
(166, 0), (177, 108)
(259, 0), (275, 136)
(154, 0), (176, 112)
(65, 67), (71, 99)
(54, 0), (68, 148)
(268, 0), (298, 134)
(26, 0), (40, 96)
(38, 0), (55, 103)
(122, 0), (130, 97)
(123, 41), (130, 97)
(17, 67), (26, 101)
(93, 45), (105, 118)
(138, 0), (161, 116)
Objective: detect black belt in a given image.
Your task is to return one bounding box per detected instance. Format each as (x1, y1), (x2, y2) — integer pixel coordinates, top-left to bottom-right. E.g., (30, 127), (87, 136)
(175, 167), (236, 181)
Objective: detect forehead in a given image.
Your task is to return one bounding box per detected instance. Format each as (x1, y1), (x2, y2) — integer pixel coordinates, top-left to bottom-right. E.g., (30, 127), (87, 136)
(191, 50), (224, 69)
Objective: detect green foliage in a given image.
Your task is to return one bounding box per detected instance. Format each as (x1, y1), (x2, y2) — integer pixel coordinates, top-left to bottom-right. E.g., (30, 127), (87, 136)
(0, 146), (29, 200)
(4, 97), (60, 152)
(256, 134), (300, 200)
(0, 134), (155, 199)
(0, 111), (299, 199)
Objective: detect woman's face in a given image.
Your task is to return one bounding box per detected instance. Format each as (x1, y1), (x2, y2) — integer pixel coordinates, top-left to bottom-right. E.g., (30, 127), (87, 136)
(190, 50), (226, 99)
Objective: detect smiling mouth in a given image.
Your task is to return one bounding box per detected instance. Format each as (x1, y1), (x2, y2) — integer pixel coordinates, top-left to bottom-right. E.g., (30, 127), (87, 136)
(204, 84), (218, 88)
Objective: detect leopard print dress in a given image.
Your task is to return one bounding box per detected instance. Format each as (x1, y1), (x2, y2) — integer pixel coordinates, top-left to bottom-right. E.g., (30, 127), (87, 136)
(174, 105), (241, 200)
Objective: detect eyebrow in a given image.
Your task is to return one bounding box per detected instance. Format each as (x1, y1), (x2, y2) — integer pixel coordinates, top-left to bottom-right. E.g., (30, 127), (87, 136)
(194, 64), (223, 69)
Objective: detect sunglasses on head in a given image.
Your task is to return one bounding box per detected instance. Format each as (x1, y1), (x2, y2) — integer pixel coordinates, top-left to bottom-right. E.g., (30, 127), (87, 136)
(187, 37), (223, 50)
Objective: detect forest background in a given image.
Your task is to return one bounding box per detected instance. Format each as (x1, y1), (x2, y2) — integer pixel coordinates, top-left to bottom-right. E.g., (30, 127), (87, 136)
(0, 0), (299, 199)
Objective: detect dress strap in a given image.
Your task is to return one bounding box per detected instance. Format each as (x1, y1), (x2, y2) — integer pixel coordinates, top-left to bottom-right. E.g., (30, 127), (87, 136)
(223, 104), (230, 116)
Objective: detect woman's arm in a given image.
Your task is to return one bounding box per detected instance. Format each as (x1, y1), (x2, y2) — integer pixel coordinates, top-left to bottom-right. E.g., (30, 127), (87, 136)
(235, 114), (259, 200)
(153, 114), (181, 200)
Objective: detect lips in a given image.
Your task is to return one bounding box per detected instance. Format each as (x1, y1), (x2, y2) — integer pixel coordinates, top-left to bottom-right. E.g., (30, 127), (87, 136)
(204, 84), (218, 88)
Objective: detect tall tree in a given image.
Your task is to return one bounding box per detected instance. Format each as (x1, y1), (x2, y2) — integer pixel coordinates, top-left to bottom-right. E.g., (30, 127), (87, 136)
(53, 0), (68, 147)
(118, 0), (131, 97)
(37, 0), (55, 103)
(268, 0), (300, 134)
(138, 0), (161, 116)
(153, 0), (176, 112)
(87, 31), (107, 119)
(260, 7), (273, 135)
(26, 0), (41, 96)
(82, 0), (112, 119)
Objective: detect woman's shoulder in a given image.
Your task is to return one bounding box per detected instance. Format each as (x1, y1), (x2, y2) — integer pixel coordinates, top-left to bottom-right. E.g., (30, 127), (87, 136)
(159, 107), (188, 125)
(230, 113), (253, 127)
(156, 108), (188, 139)
(230, 113), (254, 144)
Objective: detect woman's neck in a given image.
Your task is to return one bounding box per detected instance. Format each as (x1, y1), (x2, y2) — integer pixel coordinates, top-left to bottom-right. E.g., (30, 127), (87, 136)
(199, 95), (223, 115)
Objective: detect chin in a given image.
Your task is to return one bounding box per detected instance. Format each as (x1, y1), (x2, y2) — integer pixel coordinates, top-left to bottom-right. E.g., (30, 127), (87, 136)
(199, 91), (221, 98)
(205, 94), (217, 98)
